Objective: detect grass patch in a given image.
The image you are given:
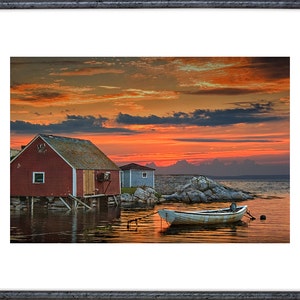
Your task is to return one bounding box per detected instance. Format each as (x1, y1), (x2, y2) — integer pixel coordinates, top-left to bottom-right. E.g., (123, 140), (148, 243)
(121, 187), (137, 195)
(155, 192), (162, 198)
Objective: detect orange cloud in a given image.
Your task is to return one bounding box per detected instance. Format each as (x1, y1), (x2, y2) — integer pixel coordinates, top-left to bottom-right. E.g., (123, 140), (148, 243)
(171, 57), (290, 94)
(11, 82), (179, 108)
(49, 67), (124, 76)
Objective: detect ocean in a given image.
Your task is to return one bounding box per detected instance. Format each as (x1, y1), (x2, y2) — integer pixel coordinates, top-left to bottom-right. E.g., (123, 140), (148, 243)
(10, 175), (290, 243)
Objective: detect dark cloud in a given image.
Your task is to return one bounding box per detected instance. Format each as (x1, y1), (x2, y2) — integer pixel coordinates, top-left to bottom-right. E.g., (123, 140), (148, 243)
(10, 57), (89, 66)
(248, 57), (290, 80)
(180, 57), (290, 96)
(174, 138), (277, 143)
(11, 121), (45, 133)
(116, 101), (286, 127)
(32, 91), (63, 100)
(11, 86), (64, 102)
(11, 115), (136, 135)
(181, 88), (262, 96)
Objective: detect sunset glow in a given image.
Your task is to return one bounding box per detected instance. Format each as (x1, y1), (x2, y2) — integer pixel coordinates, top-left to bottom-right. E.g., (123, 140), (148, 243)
(10, 57), (290, 175)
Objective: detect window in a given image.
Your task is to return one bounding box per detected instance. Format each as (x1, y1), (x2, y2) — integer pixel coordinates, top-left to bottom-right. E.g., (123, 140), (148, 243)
(33, 172), (45, 183)
(142, 172), (147, 178)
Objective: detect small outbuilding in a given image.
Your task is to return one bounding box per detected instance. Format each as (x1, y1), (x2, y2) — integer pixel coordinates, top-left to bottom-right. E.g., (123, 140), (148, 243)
(10, 134), (121, 200)
(120, 163), (155, 189)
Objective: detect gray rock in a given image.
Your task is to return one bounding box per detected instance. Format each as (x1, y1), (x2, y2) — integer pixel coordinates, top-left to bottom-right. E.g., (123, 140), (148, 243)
(132, 187), (159, 204)
(162, 193), (182, 201)
(207, 178), (218, 189)
(191, 176), (209, 191)
(145, 187), (156, 194)
(179, 191), (190, 203)
(161, 175), (253, 203)
(204, 189), (213, 198)
(121, 193), (134, 202)
(187, 190), (207, 203)
(175, 182), (192, 193)
(133, 187), (149, 201)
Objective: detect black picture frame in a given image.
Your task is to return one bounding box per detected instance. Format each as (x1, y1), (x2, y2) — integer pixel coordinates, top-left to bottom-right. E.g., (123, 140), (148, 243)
(2, 1), (299, 300)
(0, 0), (300, 9)
(0, 291), (300, 299)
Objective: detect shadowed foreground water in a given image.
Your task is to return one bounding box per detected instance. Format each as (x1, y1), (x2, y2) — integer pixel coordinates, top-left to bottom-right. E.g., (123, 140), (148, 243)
(10, 178), (289, 243)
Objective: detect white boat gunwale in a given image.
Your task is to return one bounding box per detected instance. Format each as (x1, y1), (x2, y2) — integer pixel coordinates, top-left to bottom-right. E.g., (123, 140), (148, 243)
(172, 205), (247, 216)
(158, 205), (248, 226)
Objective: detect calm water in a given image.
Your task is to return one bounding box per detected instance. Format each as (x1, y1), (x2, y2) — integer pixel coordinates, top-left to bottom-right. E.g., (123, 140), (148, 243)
(10, 177), (290, 243)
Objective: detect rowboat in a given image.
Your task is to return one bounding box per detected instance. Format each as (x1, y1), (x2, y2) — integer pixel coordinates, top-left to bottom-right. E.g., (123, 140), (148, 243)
(158, 203), (248, 226)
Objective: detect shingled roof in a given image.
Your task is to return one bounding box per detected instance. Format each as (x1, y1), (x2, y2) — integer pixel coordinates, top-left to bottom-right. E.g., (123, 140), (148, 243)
(39, 134), (119, 170)
(120, 163), (155, 171)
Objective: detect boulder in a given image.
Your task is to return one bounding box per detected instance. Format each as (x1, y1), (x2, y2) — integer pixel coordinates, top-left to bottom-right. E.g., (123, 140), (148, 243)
(186, 190), (207, 203)
(121, 193), (134, 202)
(133, 187), (150, 201)
(204, 189), (213, 198)
(145, 187), (156, 194)
(133, 187), (158, 203)
(121, 186), (159, 208)
(175, 182), (192, 193)
(163, 193), (182, 201)
(191, 176), (209, 191)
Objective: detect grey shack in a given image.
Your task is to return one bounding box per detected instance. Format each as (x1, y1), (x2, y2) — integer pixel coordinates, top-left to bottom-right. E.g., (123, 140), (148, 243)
(120, 163), (155, 188)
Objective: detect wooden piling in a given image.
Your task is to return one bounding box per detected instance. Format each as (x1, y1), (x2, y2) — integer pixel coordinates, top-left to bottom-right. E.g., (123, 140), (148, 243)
(68, 194), (92, 210)
(59, 197), (71, 210)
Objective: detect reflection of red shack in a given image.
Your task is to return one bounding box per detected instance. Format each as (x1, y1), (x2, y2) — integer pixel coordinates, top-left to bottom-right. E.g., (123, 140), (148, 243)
(10, 134), (120, 201)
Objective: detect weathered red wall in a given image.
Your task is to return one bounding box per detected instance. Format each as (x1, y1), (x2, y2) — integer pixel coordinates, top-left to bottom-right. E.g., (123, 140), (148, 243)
(94, 170), (120, 195)
(10, 137), (73, 197)
(76, 169), (84, 196)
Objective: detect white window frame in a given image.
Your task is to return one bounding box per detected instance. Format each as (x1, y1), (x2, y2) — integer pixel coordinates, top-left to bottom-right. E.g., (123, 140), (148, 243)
(33, 172), (45, 184)
(142, 172), (147, 178)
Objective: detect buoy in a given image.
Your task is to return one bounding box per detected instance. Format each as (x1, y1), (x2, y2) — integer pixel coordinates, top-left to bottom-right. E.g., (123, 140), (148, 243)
(260, 215), (266, 220)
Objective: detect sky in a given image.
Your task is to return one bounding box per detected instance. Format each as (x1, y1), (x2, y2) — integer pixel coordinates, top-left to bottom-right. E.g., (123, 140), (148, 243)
(10, 57), (290, 173)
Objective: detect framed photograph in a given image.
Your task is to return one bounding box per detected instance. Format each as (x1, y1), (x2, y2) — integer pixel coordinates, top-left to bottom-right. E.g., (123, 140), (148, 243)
(1, 1), (300, 299)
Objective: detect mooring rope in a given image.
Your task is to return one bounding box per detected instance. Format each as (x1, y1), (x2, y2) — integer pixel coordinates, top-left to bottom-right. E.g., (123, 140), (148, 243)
(246, 210), (256, 220)
(127, 210), (158, 229)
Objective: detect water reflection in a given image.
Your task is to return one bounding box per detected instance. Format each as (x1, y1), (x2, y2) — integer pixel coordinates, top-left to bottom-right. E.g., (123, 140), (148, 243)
(11, 205), (121, 243)
(159, 220), (250, 242)
(11, 195), (289, 243)
(160, 220), (248, 235)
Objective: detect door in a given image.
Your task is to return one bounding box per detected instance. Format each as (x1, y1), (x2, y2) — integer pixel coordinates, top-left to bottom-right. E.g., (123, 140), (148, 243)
(83, 170), (95, 195)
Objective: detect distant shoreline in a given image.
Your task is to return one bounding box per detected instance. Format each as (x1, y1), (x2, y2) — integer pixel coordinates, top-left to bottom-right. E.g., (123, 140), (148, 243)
(155, 174), (290, 180)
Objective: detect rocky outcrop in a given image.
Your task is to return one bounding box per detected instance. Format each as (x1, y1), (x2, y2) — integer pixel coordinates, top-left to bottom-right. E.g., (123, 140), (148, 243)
(162, 175), (254, 203)
(120, 187), (161, 208)
(120, 176), (253, 208)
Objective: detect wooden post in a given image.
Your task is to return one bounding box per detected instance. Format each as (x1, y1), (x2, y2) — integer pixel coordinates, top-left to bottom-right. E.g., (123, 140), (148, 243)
(31, 197), (34, 215)
(113, 195), (119, 206)
(71, 211), (77, 243)
(100, 196), (108, 212)
(68, 194), (92, 210)
(59, 197), (71, 210)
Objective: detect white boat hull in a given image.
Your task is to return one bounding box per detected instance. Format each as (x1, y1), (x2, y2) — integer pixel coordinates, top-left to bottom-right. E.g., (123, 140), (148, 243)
(158, 205), (248, 225)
